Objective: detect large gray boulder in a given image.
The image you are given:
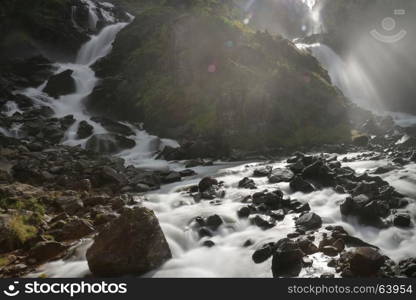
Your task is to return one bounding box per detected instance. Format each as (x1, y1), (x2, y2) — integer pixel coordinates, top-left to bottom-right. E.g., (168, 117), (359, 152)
(86, 207), (171, 277)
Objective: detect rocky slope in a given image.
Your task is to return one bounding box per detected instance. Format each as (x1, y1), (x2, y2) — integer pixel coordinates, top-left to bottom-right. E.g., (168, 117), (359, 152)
(88, 0), (351, 155)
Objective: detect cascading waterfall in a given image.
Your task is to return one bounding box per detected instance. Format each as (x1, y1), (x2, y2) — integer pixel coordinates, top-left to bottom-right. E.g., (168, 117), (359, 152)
(296, 43), (382, 112)
(22, 0), (416, 278)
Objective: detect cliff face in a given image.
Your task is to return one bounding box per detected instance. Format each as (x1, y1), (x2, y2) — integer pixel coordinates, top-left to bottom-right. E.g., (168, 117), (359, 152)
(88, 0), (350, 153)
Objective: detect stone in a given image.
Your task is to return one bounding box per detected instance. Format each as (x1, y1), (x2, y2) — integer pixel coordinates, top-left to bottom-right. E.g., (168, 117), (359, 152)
(271, 238), (304, 277)
(86, 134), (135, 154)
(86, 207), (171, 277)
(393, 214), (411, 227)
(295, 212), (322, 232)
(349, 247), (385, 277)
(43, 70), (76, 98)
(252, 244), (274, 264)
(238, 177), (256, 189)
(52, 218), (94, 242)
(28, 241), (68, 263)
(77, 120), (94, 139)
(253, 166), (272, 177)
(206, 214), (223, 230)
(268, 168), (294, 183)
(198, 177), (218, 193)
(290, 176), (315, 193)
(322, 246), (339, 257)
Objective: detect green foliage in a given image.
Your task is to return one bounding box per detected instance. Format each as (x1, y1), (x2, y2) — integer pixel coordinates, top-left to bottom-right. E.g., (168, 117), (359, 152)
(90, 0), (351, 152)
(0, 197), (45, 216)
(9, 215), (38, 244)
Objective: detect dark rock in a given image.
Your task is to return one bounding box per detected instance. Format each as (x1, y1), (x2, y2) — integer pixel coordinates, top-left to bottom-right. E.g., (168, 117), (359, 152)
(251, 215), (275, 230)
(297, 237), (318, 255)
(253, 166), (272, 177)
(77, 120), (94, 139)
(28, 241), (68, 263)
(252, 244), (274, 264)
(90, 117), (135, 136)
(268, 168), (294, 183)
(55, 195), (83, 214)
(198, 227), (212, 238)
(86, 134), (135, 154)
(52, 218), (94, 242)
(43, 70), (76, 98)
(290, 176), (315, 193)
(295, 212), (322, 232)
(86, 207), (171, 277)
(322, 246), (339, 257)
(238, 177), (256, 189)
(179, 169), (197, 177)
(349, 247), (385, 277)
(237, 206), (251, 218)
(393, 214), (411, 227)
(162, 171), (181, 184)
(271, 238), (304, 277)
(198, 177), (218, 193)
(206, 215), (223, 230)
(202, 240), (215, 248)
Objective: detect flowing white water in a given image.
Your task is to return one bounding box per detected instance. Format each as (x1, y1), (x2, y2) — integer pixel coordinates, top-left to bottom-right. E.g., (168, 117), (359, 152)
(19, 1), (416, 278)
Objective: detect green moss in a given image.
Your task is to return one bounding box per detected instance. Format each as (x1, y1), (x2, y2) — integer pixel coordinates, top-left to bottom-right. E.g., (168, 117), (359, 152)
(0, 256), (10, 267)
(9, 215), (38, 244)
(0, 197), (45, 215)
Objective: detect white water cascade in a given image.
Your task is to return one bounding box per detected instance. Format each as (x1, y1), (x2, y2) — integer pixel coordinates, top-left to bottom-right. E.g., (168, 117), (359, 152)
(18, 1), (416, 279)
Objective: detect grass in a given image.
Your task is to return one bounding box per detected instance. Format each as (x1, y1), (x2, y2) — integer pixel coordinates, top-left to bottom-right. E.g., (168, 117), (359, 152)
(9, 215), (38, 244)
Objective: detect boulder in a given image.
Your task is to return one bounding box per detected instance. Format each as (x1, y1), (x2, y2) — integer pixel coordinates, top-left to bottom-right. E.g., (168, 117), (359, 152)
(252, 243), (274, 264)
(86, 207), (172, 277)
(271, 238), (304, 277)
(238, 177), (256, 189)
(295, 212), (322, 232)
(268, 168), (294, 183)
(253, 166), (272, 177)
(77, 120), (94, 139)
(28, 241), (68, 263)
(52, 218), (94, 242)
(86, 134), (135, 154)
(393, 214), (411, 227)
(90, 117), (135, 136)
(290, 176), (315, 193)
(43, 70), (76, 98)
(198, 177), (218, 193)
(349, 247), (385, 277)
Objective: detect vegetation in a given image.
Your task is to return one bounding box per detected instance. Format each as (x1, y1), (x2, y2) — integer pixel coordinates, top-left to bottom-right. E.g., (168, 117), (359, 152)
(89, 0), (350, 153)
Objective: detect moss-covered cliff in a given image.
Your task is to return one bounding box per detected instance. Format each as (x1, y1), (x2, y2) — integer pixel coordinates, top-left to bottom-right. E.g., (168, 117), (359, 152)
(88, 0), (350, 153)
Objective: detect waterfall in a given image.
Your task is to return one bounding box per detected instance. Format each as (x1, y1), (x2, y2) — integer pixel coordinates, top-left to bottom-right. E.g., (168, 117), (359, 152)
(77, 22), (128, 66)
(297, 43), (381, 111)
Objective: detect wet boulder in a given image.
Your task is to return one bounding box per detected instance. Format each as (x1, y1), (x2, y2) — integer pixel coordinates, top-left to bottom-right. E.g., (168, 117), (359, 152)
(393, 213), (411, 227)
(28, 241), (68, 263)
(295, 212), (322, 232)
(43, 70), (76, 98)
(271, 238), (304, 277)
(252, 243), (275, 264)
(253, 166), (272, 177)
(238, 177), (256, 189)
(77, 120), (94, 139)
(268, 168), (294, 183)
(90, 117), (135, 136)
(349, 247), (385, 277)
(289, 176), (315, 193)
(87, 207), (172, 277)
(86, 134), (135, 154)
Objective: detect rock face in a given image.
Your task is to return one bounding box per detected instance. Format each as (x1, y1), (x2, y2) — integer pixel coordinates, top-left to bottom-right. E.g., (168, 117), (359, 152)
(86, 207), (172, 277)
(88, 1), (350, 153)
(43, 70), (76, 98)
